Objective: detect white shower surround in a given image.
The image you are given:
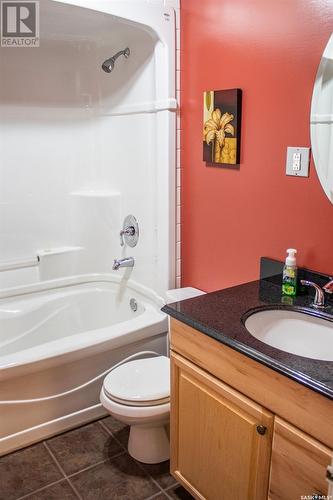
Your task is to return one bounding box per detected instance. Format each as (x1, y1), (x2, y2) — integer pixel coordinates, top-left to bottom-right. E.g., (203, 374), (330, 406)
(0, 0), (177, 454)
(0, 0), (176, 295)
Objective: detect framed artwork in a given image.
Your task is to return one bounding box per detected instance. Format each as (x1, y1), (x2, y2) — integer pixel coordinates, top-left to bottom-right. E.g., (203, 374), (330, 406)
(203, 88), (242, 166)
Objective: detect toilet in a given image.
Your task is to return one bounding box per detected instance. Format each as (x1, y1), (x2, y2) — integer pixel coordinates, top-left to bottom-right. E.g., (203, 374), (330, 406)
(100, 355), (170, 464)
(100, 288), (205, 464)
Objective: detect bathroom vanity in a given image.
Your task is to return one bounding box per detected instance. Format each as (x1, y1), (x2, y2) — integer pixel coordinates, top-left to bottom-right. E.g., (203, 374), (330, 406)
(163, 274), (333, 500)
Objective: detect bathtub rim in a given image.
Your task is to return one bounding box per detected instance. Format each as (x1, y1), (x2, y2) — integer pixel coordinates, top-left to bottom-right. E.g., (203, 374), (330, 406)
(0, 272), (165, 305)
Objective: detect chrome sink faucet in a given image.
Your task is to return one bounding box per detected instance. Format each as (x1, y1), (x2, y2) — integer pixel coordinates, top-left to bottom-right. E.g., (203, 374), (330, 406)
(301, 280), (325, 309)
(112, 257), (134, 271)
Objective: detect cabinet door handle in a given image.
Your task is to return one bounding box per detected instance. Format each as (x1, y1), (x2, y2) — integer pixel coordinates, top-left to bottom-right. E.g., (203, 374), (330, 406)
(256, 425), (267, 435)
(327, 465), (333, 481)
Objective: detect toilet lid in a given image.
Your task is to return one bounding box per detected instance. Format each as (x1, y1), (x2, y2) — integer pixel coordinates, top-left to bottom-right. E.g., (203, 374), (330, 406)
(103, 356), (170, 406)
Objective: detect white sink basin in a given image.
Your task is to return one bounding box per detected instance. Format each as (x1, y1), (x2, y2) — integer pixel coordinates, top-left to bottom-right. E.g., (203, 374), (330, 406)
(244, 309), (333, 361)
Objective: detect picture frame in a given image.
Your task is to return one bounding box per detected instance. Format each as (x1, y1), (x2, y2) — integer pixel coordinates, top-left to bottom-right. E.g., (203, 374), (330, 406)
(203, 88), (242, 166)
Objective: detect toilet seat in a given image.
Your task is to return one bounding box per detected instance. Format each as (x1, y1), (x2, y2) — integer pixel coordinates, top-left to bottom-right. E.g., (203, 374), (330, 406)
(100, 387), (170, 421)
(108, 393), (169, 407)
(103, 356), (170, 407)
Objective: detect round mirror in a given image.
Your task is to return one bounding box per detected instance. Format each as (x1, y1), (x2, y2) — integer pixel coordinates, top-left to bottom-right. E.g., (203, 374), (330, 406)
(310, 33), (333, 203)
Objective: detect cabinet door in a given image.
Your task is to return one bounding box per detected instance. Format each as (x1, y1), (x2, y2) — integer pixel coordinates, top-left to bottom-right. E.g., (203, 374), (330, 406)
(171, 352), (274, 500)
(269, 418), (333, 500)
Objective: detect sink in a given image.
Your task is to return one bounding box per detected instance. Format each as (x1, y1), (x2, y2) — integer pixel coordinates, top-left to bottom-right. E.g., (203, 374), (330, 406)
(244, 309), (333, 361)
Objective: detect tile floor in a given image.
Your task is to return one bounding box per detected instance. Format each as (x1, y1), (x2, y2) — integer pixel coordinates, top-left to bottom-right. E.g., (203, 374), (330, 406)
(0, 417), (194, 500)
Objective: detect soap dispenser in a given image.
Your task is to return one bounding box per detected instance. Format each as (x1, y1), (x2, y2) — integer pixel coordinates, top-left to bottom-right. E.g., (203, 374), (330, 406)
(282, 249), (298, 296)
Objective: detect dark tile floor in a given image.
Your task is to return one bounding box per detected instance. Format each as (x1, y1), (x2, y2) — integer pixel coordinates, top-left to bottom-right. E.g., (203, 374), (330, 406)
(0, 417), (194, 500)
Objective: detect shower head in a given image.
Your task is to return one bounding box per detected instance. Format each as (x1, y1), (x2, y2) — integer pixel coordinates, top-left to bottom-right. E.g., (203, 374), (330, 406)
(102, 47), (130, 73)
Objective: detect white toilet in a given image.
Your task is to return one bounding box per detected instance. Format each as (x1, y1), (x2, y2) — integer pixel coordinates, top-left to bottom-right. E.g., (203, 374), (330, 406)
(100, 355), (170, 464)
(100, 288), (205, 464)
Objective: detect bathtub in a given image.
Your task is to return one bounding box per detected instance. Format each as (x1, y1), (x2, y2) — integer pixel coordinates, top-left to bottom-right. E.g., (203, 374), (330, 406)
(0, 275), (168, 455)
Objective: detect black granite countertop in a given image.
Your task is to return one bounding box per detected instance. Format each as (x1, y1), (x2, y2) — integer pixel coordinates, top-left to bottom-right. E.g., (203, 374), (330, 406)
(162, 279), (333, 400)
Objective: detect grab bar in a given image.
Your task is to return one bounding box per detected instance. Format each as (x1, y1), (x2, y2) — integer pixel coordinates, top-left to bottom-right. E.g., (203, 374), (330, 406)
(0, 256), (40, 273)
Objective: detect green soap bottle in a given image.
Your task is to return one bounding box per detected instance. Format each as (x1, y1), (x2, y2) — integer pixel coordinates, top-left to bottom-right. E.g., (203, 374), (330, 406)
(282, 248), (298, 297)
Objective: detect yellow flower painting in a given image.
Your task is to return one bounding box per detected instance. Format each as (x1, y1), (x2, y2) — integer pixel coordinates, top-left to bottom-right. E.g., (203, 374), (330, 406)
(203, 89), (242, 166)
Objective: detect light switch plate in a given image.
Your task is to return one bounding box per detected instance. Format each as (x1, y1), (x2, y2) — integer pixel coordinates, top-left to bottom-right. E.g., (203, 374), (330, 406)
(286, 147), (310, 177)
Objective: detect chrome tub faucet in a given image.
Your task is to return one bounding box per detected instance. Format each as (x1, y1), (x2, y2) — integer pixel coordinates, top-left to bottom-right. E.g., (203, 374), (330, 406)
(112, 257), (135, 271)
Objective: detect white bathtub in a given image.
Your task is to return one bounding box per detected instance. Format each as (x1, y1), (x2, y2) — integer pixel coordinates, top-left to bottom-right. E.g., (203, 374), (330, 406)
(0, 275), (168, 455)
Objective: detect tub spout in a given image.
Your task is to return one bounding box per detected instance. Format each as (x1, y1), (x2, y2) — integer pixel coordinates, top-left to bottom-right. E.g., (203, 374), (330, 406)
(112, 257), (135, 271)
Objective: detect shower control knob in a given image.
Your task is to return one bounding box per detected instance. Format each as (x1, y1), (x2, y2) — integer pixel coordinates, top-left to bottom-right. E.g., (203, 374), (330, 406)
(119, 215), (139, 247)
(120, 226), (135, 246)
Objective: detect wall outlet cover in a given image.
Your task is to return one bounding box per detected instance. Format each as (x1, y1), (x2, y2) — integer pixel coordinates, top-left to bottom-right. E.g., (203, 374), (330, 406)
(286, 147), (310, 177)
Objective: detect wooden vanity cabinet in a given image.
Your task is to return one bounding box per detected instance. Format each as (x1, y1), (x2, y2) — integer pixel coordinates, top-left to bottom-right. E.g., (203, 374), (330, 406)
(170, 318), (333, 500)
(269, 418), (333, 500)
(171, 353), (273, 500)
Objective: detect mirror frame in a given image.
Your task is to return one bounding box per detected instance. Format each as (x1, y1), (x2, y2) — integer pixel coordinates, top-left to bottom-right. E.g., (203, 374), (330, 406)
(310, 33), (333, 203)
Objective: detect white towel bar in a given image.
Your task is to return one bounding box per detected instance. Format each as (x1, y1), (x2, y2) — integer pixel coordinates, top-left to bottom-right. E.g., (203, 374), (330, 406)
(0, 256), (40, 272)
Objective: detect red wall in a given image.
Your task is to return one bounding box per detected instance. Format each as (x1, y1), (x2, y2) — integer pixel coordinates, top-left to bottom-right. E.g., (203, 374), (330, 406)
(181, 0), (333, 292)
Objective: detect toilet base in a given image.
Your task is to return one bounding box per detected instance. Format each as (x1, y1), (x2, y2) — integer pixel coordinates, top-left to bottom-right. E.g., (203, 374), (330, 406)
(128, 423), (170, 464)
(99, 387), (170, 464)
